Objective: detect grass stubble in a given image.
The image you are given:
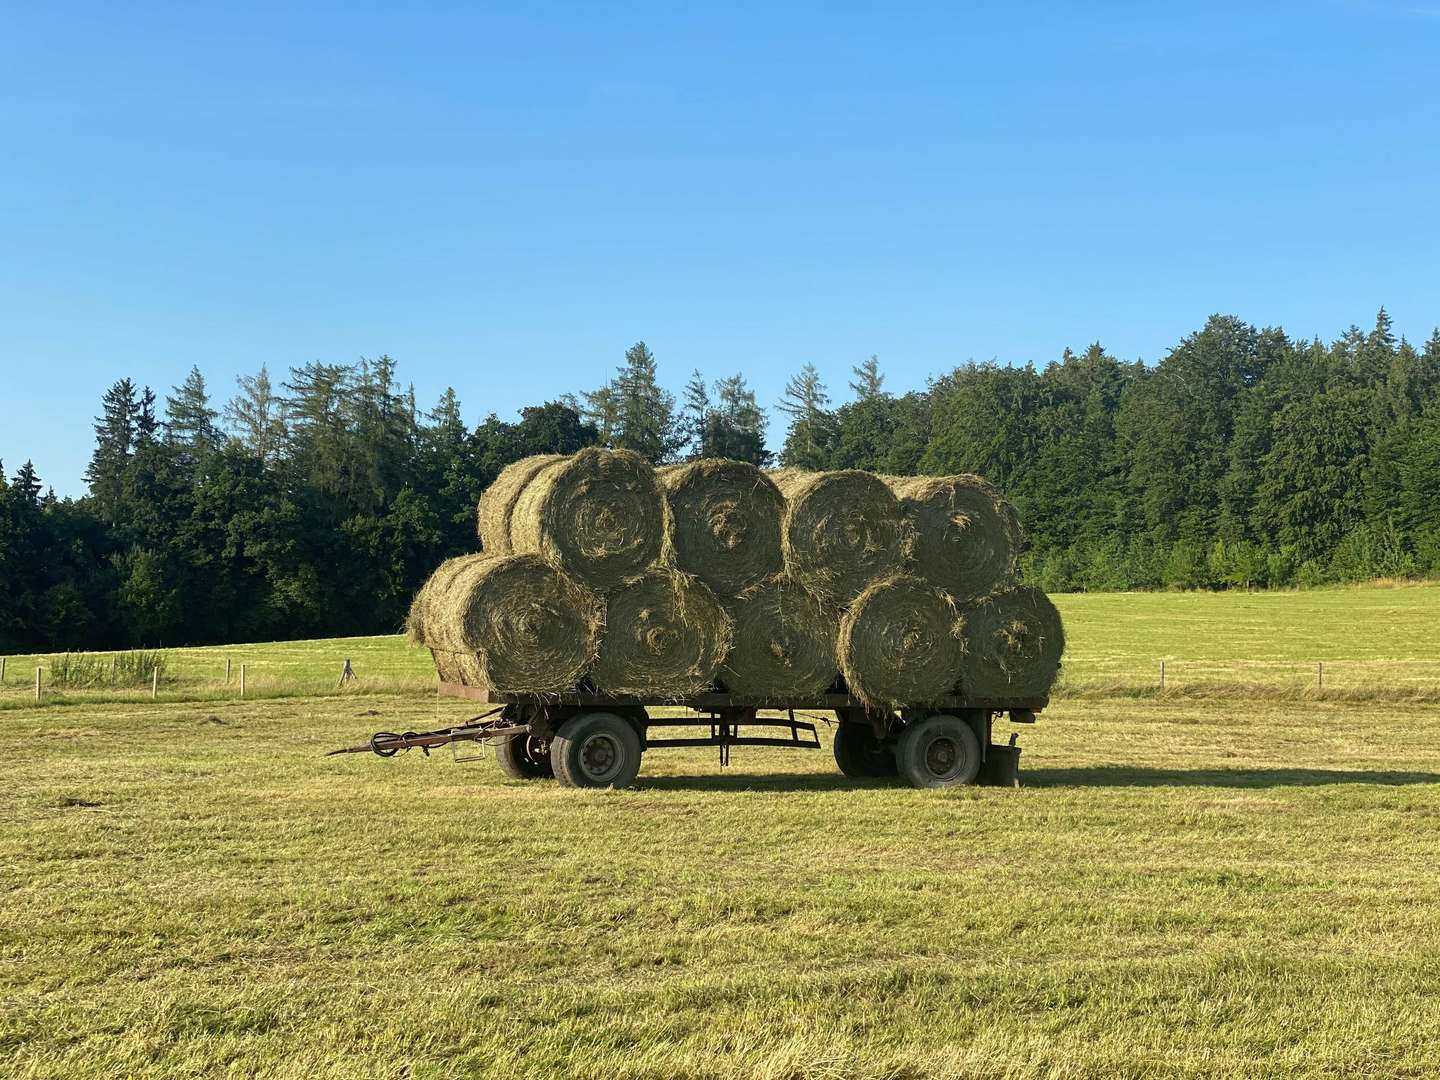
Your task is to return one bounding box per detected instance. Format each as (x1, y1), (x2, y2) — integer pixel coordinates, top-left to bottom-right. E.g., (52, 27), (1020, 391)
(3, 585), (1440, 1077)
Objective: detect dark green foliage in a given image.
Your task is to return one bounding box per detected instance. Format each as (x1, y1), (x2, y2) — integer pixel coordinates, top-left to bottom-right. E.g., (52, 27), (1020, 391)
(2, 308), (1439, 651)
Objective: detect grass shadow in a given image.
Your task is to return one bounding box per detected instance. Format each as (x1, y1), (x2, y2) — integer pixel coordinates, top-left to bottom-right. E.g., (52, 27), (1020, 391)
(1025, 765), (1440, 788)
(636, 772), (898, 793)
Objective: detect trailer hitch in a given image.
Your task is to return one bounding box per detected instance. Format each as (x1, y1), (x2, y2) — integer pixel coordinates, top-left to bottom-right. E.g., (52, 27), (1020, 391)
(325, 708), (514, 758)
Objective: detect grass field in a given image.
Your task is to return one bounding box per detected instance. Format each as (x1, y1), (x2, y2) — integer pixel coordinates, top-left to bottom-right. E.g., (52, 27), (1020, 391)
(4, 582), (1440, 707)
(3, 585), (1440, 1077)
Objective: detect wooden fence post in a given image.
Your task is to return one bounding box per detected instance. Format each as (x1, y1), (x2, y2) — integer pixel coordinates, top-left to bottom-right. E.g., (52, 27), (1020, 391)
(35, 667), (42, 703)
(1317, 661), (1323, 691)
(152, 667), (159, 700)
(240, 664), (246, 699)
(225, 656), (232, 684)
(1, 656), (6, 684)
(1159, 660), (1166, 690)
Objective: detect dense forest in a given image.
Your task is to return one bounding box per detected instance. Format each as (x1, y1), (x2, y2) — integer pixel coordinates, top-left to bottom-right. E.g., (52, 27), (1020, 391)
(2, 309), (1438, 652)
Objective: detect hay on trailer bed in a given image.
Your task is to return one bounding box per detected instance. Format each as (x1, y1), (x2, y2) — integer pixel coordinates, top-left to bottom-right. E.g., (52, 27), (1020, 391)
(508, 448), (666, 592)
(661, 459), (785, 599)
(591, 569), (732, 699)
(838, 574), (965, 710)
(425, 553), (602, 693)
(884, 474), (1022, 605)
(406, 554), (490, 683)
(958, 585), (1064, 698)
(770, 469), (904, 608)
(476, 454), (565, 553)
(718, 575), (838, 698)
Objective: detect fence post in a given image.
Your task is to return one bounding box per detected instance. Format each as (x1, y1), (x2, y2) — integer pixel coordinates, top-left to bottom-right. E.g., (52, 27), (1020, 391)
(240, 664), (246, 699)
(225, 656), (232, 684)
(1, 656), (6, 684)
(35, 667), (42, 703)
(1317, 661), (1323, 691)
(152, 667), (159, 700)
(1159, 660), (1166, 690)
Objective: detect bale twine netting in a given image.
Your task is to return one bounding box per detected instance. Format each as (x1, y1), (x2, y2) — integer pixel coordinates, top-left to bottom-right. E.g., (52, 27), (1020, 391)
(421, 553), (603, 693)
(476, 453), (565, 554)
(770, 469), (905, 609)
(591, 570), (733, 698)
(661, 459), (785, 599)
(958, 585), (1064, 699)
(885, 474), (1022, 605)
(506, 448), (666, 592)
(838, 574), (965, 710)
(718, 575), (839, 698)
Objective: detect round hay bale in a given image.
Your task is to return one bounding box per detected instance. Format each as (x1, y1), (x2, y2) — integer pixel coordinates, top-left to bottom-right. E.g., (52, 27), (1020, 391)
(591, 570), (732, 698)
(509, 448), (665, 592)
(407, 554), (490, 683)
(959, 586), (1064, 699)
(476, 454), (565, 553)
(429, 554), (602, 692)
(885, 474), (1022, 604)
(718, 576), (839, 698)
(771, 470), (905, 608)
(661, 459), (784, 599)
(838, 575), (965, 709)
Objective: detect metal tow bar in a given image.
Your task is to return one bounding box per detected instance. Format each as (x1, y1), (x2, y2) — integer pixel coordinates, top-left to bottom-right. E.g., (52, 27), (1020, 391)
(325, 708), (515, 757)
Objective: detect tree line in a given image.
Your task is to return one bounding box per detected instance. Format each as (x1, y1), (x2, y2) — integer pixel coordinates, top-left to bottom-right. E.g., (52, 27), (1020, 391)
(2, 310), (1438, 651)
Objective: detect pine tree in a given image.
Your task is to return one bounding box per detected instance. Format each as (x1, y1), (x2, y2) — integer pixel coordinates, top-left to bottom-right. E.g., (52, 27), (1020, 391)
(86, 378), (139, 517)
(11, 460), (41, 504)
(705, 374), (769, 464)
(777, 363), (835, 468)
(136, 387), (160, 444)
(681, 369), (711, 460)
(165, 366), (219, 455)
(850, 355), (886, 401)
(225, 366), (287, 467)
(583, 342), (681, 462)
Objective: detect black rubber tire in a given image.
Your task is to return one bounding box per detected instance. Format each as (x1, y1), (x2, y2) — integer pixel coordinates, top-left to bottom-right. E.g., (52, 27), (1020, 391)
(896, 713), (982, 789)
(495, 733), (554, 780)
(833, 722), (898, 778)
(551, 711), (643, 789)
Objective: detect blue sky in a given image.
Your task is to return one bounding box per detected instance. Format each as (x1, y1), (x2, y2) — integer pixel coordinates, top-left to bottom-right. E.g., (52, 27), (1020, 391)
(3, 1), (1438, 494)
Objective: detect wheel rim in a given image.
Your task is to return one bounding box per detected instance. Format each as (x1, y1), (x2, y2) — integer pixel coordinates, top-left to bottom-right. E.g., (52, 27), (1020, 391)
(921, 734), (965, 781)
(578, 732), (623, 783)
(522, 736), (549, 768)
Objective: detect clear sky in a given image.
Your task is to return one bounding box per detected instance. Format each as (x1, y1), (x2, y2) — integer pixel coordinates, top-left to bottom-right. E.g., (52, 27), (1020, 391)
(3, 1), (1438, 495)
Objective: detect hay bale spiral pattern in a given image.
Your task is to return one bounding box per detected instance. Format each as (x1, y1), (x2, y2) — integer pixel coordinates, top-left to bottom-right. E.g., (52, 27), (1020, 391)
(427, 554), (602, 693)
(718, 576), (839, 698)
(958, 585), (1064, 698)
(839, 575), (965, 709)
(591, 570), (732, 698)
(885, 474), (1021, 605)
(771, 469), (904, 608)
(661, 459), (784, 598)
(509, 448), (665, 592)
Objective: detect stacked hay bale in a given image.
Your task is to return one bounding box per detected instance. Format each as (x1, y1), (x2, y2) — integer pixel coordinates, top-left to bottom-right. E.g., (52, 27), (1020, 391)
(409, 452), (1062, 707)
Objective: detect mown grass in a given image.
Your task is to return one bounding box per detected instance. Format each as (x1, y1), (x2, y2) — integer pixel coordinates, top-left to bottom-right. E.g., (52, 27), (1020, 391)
(3, 689), (1440, 1078)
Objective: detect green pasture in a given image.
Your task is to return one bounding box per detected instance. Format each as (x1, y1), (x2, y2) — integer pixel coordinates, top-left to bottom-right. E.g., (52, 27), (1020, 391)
(3, 583), (1438, 707)
(4, 691), (1440, 1077)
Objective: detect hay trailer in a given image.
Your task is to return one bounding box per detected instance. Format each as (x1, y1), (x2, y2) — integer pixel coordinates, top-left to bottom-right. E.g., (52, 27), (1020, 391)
(329, 681), (1045, 790)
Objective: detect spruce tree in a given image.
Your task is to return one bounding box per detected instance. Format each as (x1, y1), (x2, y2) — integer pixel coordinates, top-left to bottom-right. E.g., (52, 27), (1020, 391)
(86, 378), (139, 517)
(224, 366), (287, 467)
(777, 363), (835, 468)
(165, 366), (219, 455)
(849, 355), (886, 400)
(681, 369), (711, 460)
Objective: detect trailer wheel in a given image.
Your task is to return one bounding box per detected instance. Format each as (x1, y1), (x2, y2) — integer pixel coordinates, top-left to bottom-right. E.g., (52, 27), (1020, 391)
(551, 712), (643, 789)
(495, 733), (554, 780)
(833, 722), (897, 778)
(896, 713), (981, 789)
